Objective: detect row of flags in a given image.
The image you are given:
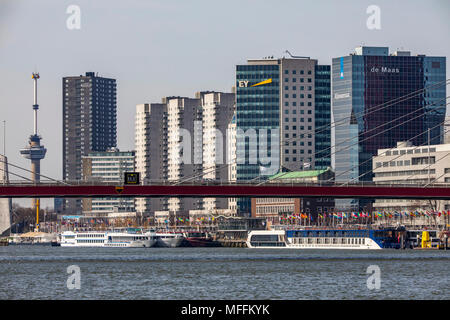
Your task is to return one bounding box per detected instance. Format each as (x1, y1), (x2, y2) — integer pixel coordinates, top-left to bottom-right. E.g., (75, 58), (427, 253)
(162, 216), (216, 224)
(372, 210), (450, 218)
(280, 210), (450, 221)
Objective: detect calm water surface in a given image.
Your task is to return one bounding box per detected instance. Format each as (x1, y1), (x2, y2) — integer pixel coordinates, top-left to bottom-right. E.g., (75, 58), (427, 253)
(0, 246), (448, 299)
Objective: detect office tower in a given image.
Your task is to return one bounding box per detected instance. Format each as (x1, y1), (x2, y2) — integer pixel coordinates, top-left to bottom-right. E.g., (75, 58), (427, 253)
(331, 46), (446, 210)
(82, 149), (135, 215)
(134, 103), (167, 216)
(198, 91), (235, 213)
(0, 155), (11, 236)
(63, 72), (117, 213)
(235, 56), (331, 214)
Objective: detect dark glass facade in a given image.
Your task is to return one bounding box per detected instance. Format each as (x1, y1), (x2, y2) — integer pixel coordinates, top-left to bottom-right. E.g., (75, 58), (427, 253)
(314, 65), (331, 169)
(235, 63), (280, 181)
(235, 59), (331, 215)
(332, 47), (446, 210)
(235, 63), (280, 214)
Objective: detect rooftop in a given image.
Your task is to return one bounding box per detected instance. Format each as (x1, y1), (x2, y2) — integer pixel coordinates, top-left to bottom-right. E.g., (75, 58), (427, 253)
(269, 169), (330, 180)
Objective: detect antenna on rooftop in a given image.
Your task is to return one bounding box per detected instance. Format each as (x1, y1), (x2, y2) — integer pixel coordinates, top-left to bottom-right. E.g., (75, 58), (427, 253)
(284, 50), (310, 59)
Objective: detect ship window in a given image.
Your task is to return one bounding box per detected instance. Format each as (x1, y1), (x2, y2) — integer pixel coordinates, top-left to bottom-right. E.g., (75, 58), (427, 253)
(250, 235), (279, 242)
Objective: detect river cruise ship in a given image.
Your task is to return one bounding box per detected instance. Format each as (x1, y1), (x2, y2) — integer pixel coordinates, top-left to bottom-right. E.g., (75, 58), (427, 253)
(60, 228), (157, 248)
(155, 232), (185, 247)
(246, 228), (404, 249)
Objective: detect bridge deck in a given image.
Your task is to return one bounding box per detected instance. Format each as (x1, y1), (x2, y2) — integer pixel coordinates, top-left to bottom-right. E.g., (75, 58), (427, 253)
(1, 183), (449, 199)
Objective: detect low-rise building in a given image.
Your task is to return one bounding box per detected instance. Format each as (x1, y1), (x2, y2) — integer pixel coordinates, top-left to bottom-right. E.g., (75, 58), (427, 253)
(82, 149), (136, 216)
(251, 168), (335, 223)
(373, 141), (450, 213)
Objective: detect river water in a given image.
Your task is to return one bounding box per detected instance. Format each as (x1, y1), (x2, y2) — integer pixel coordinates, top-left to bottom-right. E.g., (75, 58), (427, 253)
(0, 246), (448, 300)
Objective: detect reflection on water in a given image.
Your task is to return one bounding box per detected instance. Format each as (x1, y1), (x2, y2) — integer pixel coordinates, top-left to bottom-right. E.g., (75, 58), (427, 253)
(0, 246), (449, 300)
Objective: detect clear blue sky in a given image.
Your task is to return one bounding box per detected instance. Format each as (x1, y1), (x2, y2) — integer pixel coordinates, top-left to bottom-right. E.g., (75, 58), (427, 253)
(0, 0), (449, 208)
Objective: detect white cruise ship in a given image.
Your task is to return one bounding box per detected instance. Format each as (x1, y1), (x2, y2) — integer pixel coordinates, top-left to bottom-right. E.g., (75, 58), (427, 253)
(155, 232), (184, 247)
(246, 228), (405, 250)
(60, 229), (157, 248)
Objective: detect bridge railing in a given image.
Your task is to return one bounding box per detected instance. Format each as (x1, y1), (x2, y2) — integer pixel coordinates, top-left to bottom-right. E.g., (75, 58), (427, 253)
(4, 179), (450, 188)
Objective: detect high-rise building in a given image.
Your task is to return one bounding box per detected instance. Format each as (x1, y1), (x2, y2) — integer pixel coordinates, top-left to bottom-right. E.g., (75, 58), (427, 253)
(227, 111), (238, 213)
(331, 46), (446, 210)
(135, 92), (237, 218)
(82, 149), (135, 215)
(235, 56), (331, 214)
(62, 72), (117, 213)
(198, 91), (235, 213)
(165, 96), (203, 215)
(134, 103), (167, 216)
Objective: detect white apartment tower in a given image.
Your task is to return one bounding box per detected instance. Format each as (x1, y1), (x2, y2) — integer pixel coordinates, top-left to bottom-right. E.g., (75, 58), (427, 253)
(165, 96), (203, 214)
(198, 91), (236, 213)
(134, 103), (166, 216)
(134, 92), (238, 217)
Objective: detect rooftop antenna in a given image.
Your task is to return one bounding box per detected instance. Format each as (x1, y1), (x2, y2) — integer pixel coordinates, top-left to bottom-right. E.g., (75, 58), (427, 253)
(284, 50), (310, 59)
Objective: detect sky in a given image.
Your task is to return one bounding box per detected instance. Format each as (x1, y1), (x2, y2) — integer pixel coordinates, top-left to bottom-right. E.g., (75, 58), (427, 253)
(0, 0), (449, 208)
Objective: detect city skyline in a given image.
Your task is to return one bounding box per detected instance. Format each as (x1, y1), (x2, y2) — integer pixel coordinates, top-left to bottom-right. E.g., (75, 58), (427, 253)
(1, 0), (449, 209)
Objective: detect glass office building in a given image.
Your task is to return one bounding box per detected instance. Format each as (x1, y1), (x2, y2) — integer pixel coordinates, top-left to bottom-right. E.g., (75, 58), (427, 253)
(236, 62), (280, 181)
(314, 65), (331, 169)
(235, 57), (331, 215)
(331, 46), (446, 210)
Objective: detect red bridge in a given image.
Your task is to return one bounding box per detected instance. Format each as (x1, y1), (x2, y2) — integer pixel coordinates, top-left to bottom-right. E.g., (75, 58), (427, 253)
(0, 183), (449, 199)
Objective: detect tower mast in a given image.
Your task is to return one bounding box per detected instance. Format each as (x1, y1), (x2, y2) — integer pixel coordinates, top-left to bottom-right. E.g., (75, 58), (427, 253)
(20, 73), (47, 232)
